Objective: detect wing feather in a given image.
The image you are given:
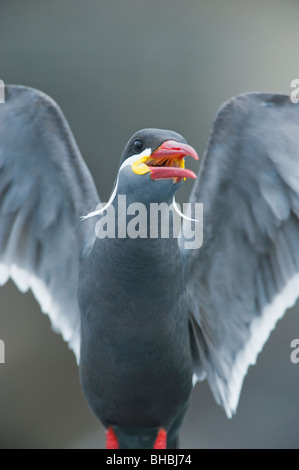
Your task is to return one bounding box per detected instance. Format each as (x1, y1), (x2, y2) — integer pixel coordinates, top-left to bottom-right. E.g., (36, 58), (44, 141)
(0, 85), (99, 361)
(183, 93), (299, 416)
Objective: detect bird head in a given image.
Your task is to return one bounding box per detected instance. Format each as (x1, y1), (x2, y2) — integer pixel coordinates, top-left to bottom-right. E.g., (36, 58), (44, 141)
(116, 128), (199, 204)
(81, 128), (199, 221)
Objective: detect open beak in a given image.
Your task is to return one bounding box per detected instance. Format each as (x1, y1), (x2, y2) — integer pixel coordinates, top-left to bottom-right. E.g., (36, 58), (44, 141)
(132, 140), (199, 182)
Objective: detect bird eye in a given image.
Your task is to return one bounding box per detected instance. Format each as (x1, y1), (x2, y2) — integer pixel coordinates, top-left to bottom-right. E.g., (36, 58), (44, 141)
(133, 140), (143, 153)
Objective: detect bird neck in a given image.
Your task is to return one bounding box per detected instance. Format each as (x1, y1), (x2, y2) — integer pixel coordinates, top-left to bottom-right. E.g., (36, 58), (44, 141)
(94, 187), (181, 240)
(90, 195), (184, 304)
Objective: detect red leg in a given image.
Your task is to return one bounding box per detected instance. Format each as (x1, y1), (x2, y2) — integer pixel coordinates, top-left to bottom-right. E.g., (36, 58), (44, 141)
(106, 426), (119, 449)
(153, 428), (167, 449)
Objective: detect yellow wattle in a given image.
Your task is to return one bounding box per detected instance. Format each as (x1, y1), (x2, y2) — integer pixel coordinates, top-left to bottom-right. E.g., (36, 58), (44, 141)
(131, 156), (151, 175)
(180, 158), (186, 181)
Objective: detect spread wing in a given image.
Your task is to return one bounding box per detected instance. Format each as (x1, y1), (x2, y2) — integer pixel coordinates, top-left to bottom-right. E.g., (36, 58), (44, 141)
(0, 85), (99, 361)
(182, 93), (299, 417)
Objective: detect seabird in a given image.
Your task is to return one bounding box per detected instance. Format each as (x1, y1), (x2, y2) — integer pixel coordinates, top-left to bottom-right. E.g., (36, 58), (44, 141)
(0, 86), (299, 448)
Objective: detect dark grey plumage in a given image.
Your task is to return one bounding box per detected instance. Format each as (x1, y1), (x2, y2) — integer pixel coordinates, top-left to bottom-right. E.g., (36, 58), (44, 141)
(0, 86), (299, 448)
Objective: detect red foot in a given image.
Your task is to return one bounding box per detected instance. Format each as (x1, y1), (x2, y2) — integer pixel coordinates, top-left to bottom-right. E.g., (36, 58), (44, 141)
(153, 428), (167, 449)
(106, 426), (119, 449)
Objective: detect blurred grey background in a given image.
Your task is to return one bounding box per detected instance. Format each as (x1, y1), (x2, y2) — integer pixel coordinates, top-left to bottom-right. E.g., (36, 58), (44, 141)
(0, 0), (299, 449)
